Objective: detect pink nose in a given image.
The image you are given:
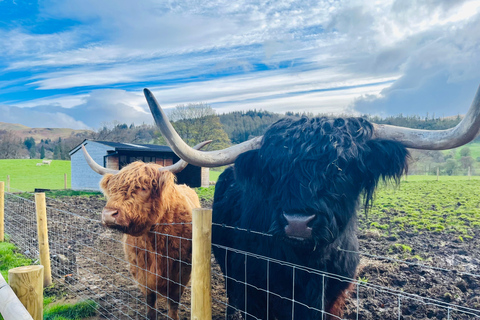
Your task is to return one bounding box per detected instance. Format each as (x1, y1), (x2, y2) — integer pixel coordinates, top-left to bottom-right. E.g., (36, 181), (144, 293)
(284, 213), (315, 239)
(102, 208), (119, 225)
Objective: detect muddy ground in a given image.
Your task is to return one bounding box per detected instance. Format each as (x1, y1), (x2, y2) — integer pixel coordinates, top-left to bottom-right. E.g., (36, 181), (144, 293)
(8, 194), (479, 319)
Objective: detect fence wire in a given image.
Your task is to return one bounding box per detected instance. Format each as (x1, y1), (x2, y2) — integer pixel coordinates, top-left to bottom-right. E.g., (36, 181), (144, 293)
(4, 191), (193, 320)
(3, 190), (480, 319)
(209, 223), (480, 320)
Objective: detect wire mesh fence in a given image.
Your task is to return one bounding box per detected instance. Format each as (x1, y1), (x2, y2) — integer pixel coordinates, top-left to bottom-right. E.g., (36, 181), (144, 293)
(3, 191), (194, 320)
(3, 189), (480, 319)
(209, 223), (480, 320)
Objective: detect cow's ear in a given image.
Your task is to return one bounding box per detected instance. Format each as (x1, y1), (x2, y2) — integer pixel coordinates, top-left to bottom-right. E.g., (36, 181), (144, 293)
(234, 150), (261, 184)
(100, 173), (114, 194)
(152, 170), (175, 197)
(360, 139), (409, 205)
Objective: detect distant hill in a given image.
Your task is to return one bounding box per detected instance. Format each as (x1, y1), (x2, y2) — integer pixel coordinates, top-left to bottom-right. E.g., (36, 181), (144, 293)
(0, 122), (93, 143)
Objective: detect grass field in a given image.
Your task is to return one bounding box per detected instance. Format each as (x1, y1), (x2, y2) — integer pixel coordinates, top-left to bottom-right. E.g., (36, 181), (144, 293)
(0, 159), (223, 192)
(363, 175), (480, 238)
(0, 159), (71, 192)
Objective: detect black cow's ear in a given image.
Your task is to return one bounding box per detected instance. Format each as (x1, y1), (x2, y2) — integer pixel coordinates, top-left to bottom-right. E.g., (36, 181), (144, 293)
(361, 139), (409, 205)
(234, 150), (261, 184)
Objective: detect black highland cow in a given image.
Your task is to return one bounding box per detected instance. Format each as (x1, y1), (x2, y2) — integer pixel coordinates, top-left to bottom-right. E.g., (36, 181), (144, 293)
(143, 86), (480, 320)
(212, 116), (408, 319)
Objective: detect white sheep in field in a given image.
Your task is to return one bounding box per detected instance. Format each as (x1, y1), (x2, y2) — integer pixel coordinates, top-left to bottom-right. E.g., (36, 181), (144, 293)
(36, 163), (43, 166)
(42, 160), (52, 165)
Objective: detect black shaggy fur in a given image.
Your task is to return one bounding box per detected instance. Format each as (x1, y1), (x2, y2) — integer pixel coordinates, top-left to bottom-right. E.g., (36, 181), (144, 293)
(212, 116), (409, 319)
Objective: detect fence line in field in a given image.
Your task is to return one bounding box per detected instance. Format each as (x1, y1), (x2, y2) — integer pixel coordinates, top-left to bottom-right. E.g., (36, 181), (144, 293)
(2, 186), (480, 319)
(213, 221), (480, 280)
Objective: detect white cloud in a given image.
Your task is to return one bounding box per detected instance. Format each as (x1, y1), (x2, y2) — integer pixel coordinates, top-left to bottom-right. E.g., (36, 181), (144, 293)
(0, 104), (90, 129)
(1, 0), (480, 129)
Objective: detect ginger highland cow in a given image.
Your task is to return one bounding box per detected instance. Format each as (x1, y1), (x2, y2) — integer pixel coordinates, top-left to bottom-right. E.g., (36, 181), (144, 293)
(82, 141), (209, 320)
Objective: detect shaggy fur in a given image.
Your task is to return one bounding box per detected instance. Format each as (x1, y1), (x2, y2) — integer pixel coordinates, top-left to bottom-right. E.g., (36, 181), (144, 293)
(100, 162), (200, 320)
(212, 116), (409, 319)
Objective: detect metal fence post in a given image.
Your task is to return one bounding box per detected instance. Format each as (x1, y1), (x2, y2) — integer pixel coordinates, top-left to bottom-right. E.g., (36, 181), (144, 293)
(191, 208), (212, 320)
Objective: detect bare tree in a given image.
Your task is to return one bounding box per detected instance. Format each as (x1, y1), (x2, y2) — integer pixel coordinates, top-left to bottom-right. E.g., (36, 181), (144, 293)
(0, 130), (23, 159)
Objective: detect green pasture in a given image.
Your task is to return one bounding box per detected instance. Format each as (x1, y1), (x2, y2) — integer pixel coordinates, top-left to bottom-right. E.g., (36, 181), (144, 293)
(0, 159), (223, 192)
(363, 175), (480, 238)
(0, 159), (71, 192)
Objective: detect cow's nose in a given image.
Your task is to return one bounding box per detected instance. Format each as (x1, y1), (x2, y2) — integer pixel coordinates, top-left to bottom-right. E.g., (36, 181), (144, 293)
(283, 213), (315, 239)
(102, 208), (119, 226)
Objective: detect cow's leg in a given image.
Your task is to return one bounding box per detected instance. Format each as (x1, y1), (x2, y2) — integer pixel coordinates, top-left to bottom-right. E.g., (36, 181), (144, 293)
(146, 290), (157, 320)
(167, 281), (180, 320)
(325, 282), (355, 320)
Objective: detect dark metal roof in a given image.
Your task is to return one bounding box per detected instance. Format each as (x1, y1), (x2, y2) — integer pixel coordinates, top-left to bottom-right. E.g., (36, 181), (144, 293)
(93, 141), (173, 152)
(69, 139), (174, 155)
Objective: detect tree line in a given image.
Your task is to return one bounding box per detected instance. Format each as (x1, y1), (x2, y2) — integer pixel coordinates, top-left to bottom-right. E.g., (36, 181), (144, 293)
(1, 106), (479, 177)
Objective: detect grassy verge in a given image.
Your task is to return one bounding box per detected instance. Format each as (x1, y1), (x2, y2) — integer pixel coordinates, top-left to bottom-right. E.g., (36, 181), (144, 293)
(195, 186), (215, 203)
(44, 300), (98, 320)
(0, 239), (97, 320)
(0, 239), (33, 281)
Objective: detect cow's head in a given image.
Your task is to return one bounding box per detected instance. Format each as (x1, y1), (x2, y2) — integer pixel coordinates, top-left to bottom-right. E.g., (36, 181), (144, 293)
(99, 162), (175, 236)
(81, 140), (210, 236)
(233, 117), (408, 245)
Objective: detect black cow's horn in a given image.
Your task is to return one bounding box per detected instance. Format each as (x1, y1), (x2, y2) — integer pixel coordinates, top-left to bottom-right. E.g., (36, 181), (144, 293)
(145, 84), (480, 167)
(81, 140), (212, 175)
(144, 88), (262, 167)
(372, 85), (480, 149)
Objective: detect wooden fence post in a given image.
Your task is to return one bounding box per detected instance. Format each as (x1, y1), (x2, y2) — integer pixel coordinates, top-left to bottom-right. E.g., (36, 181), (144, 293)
(191, 208), (212, 320)
(437, 167), (439, 181)
(0, 181), (4, 242)
(35, 193), (52, 287)
(8, 265), (44, 320)
(0, 272), (34, 320)
(6, 175), (10, 192)
(64, 173), (67, 190)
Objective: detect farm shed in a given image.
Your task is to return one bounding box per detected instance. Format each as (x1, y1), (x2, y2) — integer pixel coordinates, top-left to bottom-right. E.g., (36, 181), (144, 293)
(69, 140), (209, 191)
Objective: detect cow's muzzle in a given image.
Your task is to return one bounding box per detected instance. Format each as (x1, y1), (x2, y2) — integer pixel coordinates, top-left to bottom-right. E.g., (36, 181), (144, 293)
(283, 213), (315, 240)
(102, 207), (119, 226)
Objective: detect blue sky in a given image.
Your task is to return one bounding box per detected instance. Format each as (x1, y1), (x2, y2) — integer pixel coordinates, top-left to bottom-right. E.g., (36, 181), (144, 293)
(1, 0), (480, 130)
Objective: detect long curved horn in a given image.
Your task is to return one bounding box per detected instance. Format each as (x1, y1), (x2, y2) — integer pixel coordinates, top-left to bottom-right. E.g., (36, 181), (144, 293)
(145, 84), (480, 167)
(82, 140), (212, 175)
(82, 145), (119, 175)
(144, 88), (262, 167)
(373, 84), (480, 149)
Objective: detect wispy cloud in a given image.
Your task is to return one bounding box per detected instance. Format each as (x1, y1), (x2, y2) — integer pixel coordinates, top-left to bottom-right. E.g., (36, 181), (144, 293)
(0, 0), (479, 129)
